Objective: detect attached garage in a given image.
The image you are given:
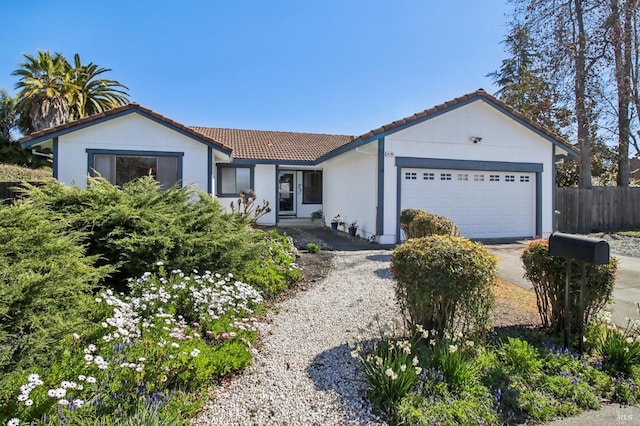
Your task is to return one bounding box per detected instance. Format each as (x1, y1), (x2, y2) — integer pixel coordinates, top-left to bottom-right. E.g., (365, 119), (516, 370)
(399, 166), (537, 239)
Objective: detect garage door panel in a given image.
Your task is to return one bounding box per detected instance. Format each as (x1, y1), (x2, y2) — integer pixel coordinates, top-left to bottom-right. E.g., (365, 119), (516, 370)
(401, 168), (535, 239)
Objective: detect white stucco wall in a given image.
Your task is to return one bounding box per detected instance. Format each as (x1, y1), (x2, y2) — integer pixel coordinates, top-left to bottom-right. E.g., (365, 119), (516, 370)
(55, 113), (223, 192)
(382, 99), (557, 242)
(321, 144), (378, 240)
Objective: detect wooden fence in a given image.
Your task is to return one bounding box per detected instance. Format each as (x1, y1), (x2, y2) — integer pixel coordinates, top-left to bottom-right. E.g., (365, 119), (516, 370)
(556, 187), (640, 233)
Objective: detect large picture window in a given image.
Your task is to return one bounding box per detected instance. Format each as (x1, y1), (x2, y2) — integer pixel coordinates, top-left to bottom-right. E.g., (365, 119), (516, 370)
(217, 166), (253, 196)
(89, 150), (182, 188)
(303, 170), (322, 204)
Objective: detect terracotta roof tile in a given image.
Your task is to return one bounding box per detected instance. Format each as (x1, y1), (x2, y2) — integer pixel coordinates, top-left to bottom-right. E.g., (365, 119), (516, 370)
(190, 127), (355, 162)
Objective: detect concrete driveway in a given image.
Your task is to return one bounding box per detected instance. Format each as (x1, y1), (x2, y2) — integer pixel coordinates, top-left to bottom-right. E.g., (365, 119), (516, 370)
(484, 240), (640, 328)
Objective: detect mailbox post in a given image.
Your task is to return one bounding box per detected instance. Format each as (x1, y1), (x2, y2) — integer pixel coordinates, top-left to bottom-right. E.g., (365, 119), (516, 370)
(548, 232), (610, 355)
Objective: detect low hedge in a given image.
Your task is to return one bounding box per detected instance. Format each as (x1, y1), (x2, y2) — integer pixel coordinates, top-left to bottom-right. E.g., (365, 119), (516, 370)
(400, 209), (460, 239)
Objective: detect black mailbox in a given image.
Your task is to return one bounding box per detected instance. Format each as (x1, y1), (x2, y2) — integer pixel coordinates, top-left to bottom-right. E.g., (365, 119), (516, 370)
(548, 232), (610, 265)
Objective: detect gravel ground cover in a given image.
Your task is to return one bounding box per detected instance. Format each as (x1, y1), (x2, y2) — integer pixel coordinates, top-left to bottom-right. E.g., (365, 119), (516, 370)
(193, 249), (396, 425)
(193, 228), (636, 425)
(586, 232), (640, 258)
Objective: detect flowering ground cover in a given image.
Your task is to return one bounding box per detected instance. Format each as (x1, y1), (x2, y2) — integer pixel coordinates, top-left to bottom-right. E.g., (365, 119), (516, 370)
(352, 317), (640, 424)
(0, 177), (304, 425)
(2, 266), (265, 425)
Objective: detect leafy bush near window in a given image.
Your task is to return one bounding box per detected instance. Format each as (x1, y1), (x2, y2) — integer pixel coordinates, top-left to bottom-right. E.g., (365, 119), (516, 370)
(391, 235), (497, 339)
(521, 239), (617, 334)
(18, 177), (274, 289)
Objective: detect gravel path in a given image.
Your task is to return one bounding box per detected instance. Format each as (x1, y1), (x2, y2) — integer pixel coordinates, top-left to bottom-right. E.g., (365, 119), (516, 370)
(193, 250), (398, 425)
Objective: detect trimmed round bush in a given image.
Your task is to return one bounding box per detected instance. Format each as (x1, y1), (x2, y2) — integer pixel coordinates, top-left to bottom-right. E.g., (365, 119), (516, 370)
(400, 209), (460, 239)
(391, 235), (497, 339)
(521, 239), (617, 334)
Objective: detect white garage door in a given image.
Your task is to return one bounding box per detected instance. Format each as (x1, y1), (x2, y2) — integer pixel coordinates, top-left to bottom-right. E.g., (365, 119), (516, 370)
(400, 168), (535, 239)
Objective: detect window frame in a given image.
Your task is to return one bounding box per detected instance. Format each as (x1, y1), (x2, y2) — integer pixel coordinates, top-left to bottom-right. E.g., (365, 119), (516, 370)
(86, 149), (183, 188)
(216, 164), (255, 196)
(302, 170), (323, 204)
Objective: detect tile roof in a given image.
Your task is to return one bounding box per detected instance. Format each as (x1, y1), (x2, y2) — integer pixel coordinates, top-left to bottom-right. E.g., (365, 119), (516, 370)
(19, 103), (233, 152)
(20, 90), (577, 162)
(190, 127), (355, 162)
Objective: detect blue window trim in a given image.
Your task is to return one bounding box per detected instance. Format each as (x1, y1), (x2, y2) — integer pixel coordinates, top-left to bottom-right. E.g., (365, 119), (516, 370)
(207, 146), (213, 194)
(394, 157), (544, 242)
(52, 137), (59, 179)
(86, 149), (184, 187)
(376, 137), (385, 235)
(301, 170), (323, 205)
(216, 164), (255, 197)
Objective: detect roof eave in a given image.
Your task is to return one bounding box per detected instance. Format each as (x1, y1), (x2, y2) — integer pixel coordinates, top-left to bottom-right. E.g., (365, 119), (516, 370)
(20, 105), (233, 156)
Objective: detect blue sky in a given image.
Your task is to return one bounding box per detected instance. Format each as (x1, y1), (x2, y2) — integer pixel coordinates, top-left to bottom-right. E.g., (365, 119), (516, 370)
(1, 0), (513, 136)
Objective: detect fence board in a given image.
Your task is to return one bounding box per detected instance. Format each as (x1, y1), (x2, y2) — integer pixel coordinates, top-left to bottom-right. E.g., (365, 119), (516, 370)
(556, 187), (640, 233)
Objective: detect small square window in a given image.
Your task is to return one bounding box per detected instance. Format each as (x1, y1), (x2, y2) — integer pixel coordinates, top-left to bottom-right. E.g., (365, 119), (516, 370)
(405, 172), (417, 180)
(423, 172), (435, 180)
(505, 175), (515, 182)
(520, 175), (530, 183)
(490, 175), (500, 182)
(474, 174), (485, 181)
(457, 173), (468, 181)
(440, 173), (452, 181)
(218, 166), (253, 195)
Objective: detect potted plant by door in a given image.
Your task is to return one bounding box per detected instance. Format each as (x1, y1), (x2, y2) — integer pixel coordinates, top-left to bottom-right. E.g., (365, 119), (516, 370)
(331, 215), (343, 231)
(348, 221), (358, 237)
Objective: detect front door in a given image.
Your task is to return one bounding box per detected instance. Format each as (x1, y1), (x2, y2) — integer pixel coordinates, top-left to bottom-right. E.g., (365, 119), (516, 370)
(278, 171), (296, 215)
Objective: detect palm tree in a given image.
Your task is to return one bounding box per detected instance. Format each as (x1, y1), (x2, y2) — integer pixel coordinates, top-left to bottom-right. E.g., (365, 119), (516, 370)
(0, 88), (18, 142)
(13, 51), (130, 133)
(13, 51), (72, 133)
(68, 54), (129, 119)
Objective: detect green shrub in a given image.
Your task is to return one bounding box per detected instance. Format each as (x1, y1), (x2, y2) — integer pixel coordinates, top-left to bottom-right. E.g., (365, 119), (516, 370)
(521, 239), (617, 334)
(242, 231), (302, 296)
(498, 338), (543, 380)
(391, 235), (497, 339)
(406, 211), (460, 239)
(0, 203), (111, 390)
(18, 177), (263, 288)
(306, 242), (321, 253)
(399, 208), (422, 231)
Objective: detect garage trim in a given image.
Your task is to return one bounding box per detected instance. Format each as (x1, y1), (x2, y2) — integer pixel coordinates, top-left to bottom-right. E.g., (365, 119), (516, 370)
(395, 157), (544, 241)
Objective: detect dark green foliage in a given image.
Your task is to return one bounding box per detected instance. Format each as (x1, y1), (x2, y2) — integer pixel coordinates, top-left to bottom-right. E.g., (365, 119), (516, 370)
(400, 209), (460, 239)
(0, 203), (110, 380)
(521, 239), (617, 334)
(391, 235), (497, 339)
(18, 177), (260, 288)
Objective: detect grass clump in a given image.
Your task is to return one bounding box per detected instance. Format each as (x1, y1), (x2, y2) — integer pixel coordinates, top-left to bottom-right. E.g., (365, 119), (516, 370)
(306, 242), (321, 253)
